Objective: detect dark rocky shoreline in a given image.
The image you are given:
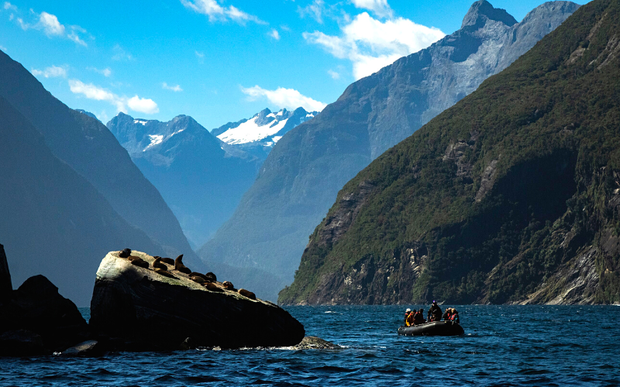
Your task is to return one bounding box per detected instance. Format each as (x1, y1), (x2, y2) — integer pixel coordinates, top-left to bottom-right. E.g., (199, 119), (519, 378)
(0, 245), (307, 357)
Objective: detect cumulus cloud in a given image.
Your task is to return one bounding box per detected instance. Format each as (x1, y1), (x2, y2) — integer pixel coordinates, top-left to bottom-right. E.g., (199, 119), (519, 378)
(350, 0), (392, 18)
(181, 0), (264, 24)
(69, 79), (159, 114)
(38, 11), (64, 36)
(241, 85), (326, 112)
(268, 29), (280, 40)
(32, 65), (68, 78)
(15, 10), (88, 46)
(127, 95), (159, 114)
(304, 12), (444, 79)
(162, 82), (183, 92)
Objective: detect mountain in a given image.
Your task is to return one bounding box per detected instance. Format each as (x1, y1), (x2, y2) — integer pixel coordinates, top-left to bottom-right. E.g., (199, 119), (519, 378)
(0, 95), (163, 306)
(0, 50), (198, 267)
(200, 1), (579, 301)
(107, 113), (260, 247)
(280, 0), (620, 305)
(214, 107), (318, 161)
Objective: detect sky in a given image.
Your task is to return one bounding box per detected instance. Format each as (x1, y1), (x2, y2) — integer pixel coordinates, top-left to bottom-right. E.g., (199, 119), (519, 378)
(0, 0), (587, 129)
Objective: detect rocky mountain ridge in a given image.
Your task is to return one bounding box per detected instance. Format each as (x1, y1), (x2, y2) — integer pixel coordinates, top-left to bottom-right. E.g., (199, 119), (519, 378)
(200, 1), (579, 302)
(279, 0), (620, 305)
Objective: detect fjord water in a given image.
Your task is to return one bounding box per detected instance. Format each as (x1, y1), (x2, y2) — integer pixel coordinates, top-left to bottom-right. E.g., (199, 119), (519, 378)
(1, 306), (618, 386)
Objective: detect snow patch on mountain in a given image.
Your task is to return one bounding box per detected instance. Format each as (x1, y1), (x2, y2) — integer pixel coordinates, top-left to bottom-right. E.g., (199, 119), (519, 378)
(217, 114), (289, 145)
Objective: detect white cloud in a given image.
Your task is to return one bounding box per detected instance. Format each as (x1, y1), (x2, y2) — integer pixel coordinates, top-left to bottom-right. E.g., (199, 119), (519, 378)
(304, 12), (444, 79)
(350, 0), (392, 18)
(69, 79), (159, 114)
(67, 30), (87, 46)
(299, 0), (325, 23)
(269, 29), (280, 40)
(127, 95), (159, 114)
(4, 2), (17, 11)
(241, 85), (326, 112)
(38, 11), (64, 36)
(328, 69), (340, 79)
(112, 45), (133, 61)
(32, 65), (68, 78)
(181, 0), (264, 24)
(162, 82), (183, 92)
(88, 67), (112, 77)
(15, 10), (88, 46)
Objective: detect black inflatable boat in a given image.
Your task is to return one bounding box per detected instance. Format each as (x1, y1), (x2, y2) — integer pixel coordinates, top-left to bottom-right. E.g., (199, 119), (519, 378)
(398, 321), (464, 336)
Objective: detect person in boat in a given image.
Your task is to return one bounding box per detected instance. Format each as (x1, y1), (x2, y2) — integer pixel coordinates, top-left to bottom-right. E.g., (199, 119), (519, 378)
(442, 307), (453, 321)
(413, 308), (426, 325)
(404, 308), (413, 326)
(450, 309), (460, 324)
(429, 300), (442, 322)
(405, 309), (415, 327)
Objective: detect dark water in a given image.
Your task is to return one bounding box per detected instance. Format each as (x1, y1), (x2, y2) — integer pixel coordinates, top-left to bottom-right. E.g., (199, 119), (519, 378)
(1, 305), (619, 386)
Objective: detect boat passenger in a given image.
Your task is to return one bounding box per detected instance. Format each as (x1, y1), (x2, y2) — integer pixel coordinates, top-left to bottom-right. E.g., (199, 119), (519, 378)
(404, 308), (412, 326)
(429, 300), (442, 321)
(405, 309), (415, 327)
(442, 308), (453, 321)
(413, 308), (426, 325)
(450, 309), (460, 324)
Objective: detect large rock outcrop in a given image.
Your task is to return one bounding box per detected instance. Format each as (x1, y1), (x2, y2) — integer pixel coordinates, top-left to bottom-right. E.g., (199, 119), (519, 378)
(90, 250), (305, 350)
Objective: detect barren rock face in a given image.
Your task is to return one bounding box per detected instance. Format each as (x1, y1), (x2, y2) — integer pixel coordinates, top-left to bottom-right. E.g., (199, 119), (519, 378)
(90, 250), (304, 350)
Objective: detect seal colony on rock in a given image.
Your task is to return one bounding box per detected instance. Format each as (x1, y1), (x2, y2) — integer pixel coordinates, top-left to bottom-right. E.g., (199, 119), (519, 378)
(111, 249), (255, 298)
(90, 249), (306, 350)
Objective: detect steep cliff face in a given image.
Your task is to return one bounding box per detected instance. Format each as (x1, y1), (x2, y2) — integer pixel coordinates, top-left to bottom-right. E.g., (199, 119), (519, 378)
(280, 0), (620, 305)
(200, 1), (579, 301)
(0, 96), (162, 306)
(0, 51), (196, 264)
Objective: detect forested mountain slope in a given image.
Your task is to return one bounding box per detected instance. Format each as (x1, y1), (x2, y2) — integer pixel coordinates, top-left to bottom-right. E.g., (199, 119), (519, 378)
(201, 1), (578, 301)
(280, 0), (620, 305)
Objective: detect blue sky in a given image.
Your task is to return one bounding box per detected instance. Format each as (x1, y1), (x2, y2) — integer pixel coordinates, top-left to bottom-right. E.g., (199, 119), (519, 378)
(0, 0), (586, 129)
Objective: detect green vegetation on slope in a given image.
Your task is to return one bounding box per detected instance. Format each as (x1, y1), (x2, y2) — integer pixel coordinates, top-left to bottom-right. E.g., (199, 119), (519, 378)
(280, 0), (620, 305)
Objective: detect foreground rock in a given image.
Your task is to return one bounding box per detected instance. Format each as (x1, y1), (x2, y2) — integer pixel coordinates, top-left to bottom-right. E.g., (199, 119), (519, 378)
(292, 336), (339, 350)
(90, 250), (305, 350)
(0, 274), (89, 356)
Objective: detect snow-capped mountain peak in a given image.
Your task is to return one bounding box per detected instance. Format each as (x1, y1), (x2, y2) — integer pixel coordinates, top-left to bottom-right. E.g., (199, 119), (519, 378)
(215, 107), (317, 148)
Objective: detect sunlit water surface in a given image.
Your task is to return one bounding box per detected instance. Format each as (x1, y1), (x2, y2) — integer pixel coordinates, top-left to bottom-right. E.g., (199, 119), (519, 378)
(1, 305), (619, 386)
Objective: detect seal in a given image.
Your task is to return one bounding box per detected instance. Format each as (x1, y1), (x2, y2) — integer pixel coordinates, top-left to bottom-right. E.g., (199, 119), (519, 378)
(160, 257), (175, 265)
(189, 272), (210, 282)
(189, 274), (207, 285)
(205, 282), (222, 292)
(222, 281), (235, 290)
(153, 257), (168, 271)
(119, 248), (131, 258)
(238, 288), (256, 300)
(174, 254), (191, 274)
(128, 256), (149, 268)
(205, 272), (217, 282)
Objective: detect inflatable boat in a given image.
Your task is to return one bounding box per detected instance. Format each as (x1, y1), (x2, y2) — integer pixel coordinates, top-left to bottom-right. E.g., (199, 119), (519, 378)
(398, 321), (464, 336)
